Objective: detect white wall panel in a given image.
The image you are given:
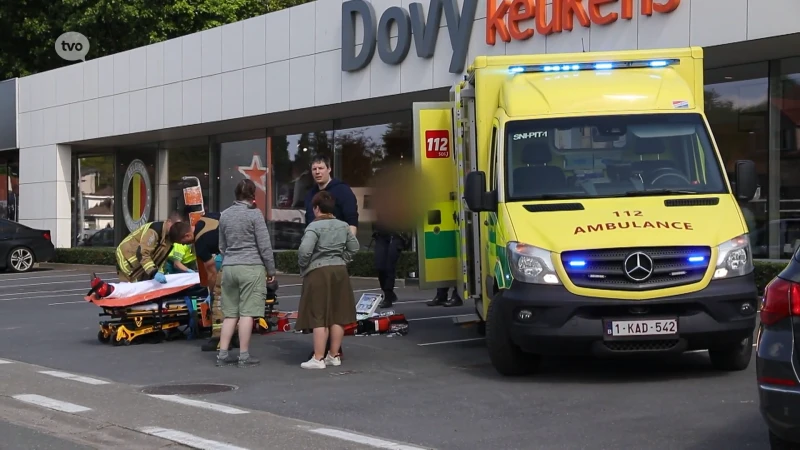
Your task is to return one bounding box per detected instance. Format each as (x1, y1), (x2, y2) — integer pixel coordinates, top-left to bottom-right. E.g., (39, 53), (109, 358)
(432, 30), (461, 88)
(69, 102), (84, 142)
(400, 48), (434, 93)
(370, 38), (401, 98)
(341, 44), (370, 102)
(113, 51), (130, 94)
(182, 33), (202, 80)
(221, 70), (244, 120)
(315, 50), (342, 106)
(266, 60), (291, 113)
(129, 89), (147, 133)
(146, 86), (164, 130)
(146, 42), (165, 87)
(638, 0), (690, 49)
(590, 5), (639, 52)
(98, 56), (114, 97)
(163, 83), (182, 128)
(18, 77), (30, 113)
(748, 0), (800, 40)
(163, 39), (182, 84)
(202, 28), (223, 77)
(289, 56), (316, 109)
(243, 15), (267, 68)
(201, 74), (222, 123)
(129, 47), (147, 92)
(113, 93), (130, 135)
(222, 22), (244, 72)
(182, 78), (202, 125)
(56, 63), (83, 106)
(55, 104), (70, 143)
(17, 112), (29, 149)
(82, 99), (98, 139)
(316, 0), (343, 53)
(266, 10), (291, 63)
(98, 96), (114, 137)
(42, 108), (57, 146)
(290, 3), (317, 58)
(243, 65), (267, 116)
(82, 59), (99, 100)
(29, 109), (44, 147)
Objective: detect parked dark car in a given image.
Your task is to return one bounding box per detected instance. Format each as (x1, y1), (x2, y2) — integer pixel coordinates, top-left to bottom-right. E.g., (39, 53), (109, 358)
(0, 218), (55, 272)
(757, 250), (800, 449)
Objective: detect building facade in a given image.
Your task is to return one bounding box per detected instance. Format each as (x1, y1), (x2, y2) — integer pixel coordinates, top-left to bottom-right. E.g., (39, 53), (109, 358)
(2, 0), (800, 259)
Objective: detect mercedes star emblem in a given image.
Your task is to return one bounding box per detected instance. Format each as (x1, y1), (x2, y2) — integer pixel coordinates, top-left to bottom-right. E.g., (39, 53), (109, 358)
(623, 252), (654, 282)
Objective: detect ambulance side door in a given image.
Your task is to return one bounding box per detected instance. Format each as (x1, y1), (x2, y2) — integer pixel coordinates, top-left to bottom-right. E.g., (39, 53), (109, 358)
(484, 121), (500, 314)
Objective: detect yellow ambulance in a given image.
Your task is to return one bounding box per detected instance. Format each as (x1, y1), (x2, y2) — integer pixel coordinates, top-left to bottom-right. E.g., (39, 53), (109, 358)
(413, 47), (760, 376)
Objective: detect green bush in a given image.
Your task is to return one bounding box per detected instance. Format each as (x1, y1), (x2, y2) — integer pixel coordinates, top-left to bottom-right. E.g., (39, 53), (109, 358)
(54, 248), (789, 292)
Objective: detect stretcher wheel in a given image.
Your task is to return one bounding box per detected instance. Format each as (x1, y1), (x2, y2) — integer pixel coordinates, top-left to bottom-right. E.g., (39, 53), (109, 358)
(97, 331), (110, 344)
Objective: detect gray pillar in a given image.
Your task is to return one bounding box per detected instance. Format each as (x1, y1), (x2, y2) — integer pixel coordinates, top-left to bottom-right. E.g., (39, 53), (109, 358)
(156, 147), (169, 220)
(768, 59), (782, 259)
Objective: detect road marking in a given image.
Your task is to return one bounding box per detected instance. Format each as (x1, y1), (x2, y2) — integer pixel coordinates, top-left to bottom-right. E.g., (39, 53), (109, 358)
(282, 288), (382, 299)
(0, 271), (116, 282)
(13, 394), (91, 413)
(48, 301), (89, 306)
(0, 287), (88, 299)
(0, 358), (14, 364)
(39, 370), (110, 385)
(138, 427), (249, 450)
(306, 427), (426, 450)
(408, 314), (474, 322)
(417, 337), (485, 347)
(4, 277), (118, 289)
(0, 292), (87, 303)
(0, 270), (76, 280)
(146, 394), (249, 415)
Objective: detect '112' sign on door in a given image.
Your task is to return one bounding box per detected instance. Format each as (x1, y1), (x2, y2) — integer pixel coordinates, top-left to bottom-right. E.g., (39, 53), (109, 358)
(425, 130), (450, 158)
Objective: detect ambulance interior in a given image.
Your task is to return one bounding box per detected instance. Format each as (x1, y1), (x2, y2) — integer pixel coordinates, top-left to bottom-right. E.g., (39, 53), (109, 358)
(504, 113), (729, 201)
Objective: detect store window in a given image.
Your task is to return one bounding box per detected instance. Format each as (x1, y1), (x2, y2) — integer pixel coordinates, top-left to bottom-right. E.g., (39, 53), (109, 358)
(269, 128), (333, 249)
(338, 118), (412, 249)
(74, 154), (115, 247)
(218, 137), (267, 214)
(705, 63), (769, 257)
(166, 140), (210, 220)
(0, 156), (18, 221)
(773, 57), (800, 258)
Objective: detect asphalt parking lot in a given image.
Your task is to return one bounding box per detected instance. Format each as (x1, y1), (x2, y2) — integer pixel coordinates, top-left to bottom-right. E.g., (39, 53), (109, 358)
(0, 265), (770, 449)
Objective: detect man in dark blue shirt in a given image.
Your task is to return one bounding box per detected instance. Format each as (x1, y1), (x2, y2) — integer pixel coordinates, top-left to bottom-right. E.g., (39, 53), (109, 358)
(303, 155), (359, 236)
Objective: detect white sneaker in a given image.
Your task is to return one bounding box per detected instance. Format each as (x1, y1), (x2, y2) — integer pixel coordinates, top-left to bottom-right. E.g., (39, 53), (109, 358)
(301, 357), (326, 369)
(324, 353), (341, 367)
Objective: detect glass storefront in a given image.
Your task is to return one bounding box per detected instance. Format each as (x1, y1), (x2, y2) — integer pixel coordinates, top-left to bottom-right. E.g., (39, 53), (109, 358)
(166, 138), (210, 220)
(0, 153), (19, 221)
(73, 154), (116, 247)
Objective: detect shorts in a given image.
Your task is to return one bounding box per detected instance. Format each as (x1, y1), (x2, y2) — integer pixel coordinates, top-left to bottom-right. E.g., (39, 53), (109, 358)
(211, 267), (224, 337)
(220, 265), (266, 318)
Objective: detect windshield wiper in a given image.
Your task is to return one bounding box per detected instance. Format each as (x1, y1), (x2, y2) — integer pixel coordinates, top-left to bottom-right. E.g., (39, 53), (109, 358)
(619, 189), (699, 197)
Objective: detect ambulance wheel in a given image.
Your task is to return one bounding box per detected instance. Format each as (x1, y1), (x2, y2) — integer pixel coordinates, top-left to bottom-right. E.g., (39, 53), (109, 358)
(486, 295), (540, 376)
(476, 321), (486, 337)
(97, 331), (110, 344)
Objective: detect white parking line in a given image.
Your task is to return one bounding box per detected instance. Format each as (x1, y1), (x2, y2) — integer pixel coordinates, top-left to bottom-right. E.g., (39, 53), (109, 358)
(417, 338), (485, 347)
(48, 301), (90, 306)
(39, 370), (110, 385)
(13, 394), (92, 413)
(306, 427), (426, 450)
(408, 314), (473, 322)
(0, 358), (14, 364)
(0, 270), (76, 280)
(138, 427), (249, 450)
(146, 394), (249, 415)
(0, 287), (88, 298)
(4, 277), (118, 289)
(281, 288), (382, 299)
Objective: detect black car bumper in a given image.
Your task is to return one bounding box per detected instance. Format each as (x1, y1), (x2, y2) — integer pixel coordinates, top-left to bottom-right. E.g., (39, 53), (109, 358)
(760, 384), (800, 444)
(35, 243), (55, 263)
(495, 273), (758, 356)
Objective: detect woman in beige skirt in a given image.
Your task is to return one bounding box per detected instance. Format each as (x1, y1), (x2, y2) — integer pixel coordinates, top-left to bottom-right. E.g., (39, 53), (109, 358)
(296, 191), (360, 369)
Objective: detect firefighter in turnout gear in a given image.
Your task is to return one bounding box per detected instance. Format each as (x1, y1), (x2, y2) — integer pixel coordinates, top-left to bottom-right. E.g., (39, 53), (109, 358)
(115, 219), (195, 283)
(191, 212), (230, 351)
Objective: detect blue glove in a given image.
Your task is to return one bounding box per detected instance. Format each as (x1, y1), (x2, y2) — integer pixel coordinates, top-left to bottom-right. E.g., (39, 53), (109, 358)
(186, 268), (195, 273)
(154, 272), (167, 284)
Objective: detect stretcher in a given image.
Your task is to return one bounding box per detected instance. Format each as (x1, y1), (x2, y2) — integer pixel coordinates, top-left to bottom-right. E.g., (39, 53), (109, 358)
(87, 273), (283, 347)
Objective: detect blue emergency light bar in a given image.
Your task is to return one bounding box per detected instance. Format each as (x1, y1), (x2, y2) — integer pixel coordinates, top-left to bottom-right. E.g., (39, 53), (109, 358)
(508, 59), (680, 74)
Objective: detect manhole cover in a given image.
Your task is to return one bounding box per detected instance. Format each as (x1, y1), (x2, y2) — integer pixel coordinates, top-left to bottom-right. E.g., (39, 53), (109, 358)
(140, 384), (238, 395)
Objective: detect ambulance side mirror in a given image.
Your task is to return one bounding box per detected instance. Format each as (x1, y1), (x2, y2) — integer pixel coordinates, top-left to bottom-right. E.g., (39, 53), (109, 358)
(733, 160), (757, 201)
(465, 171), (497, 212)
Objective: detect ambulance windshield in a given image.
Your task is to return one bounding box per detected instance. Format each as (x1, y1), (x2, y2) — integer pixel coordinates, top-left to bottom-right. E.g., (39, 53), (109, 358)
(504, 113), (729, 201)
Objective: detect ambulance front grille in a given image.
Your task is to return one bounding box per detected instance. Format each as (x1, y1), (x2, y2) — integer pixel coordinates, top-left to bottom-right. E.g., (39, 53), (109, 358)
(560, 246), (712, 291)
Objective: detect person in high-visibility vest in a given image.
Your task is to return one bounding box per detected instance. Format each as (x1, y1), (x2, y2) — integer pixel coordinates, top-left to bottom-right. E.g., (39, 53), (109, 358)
(115, 219), (194, 283)
(166, 243), (198, 274)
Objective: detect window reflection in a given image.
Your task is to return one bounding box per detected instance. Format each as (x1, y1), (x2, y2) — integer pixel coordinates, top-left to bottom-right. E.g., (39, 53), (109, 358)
(167, 145), (209, 222)
(705, 64), (769, 257)
(775, 58), (800, 258)
(269, 131), (333, 249)
(218, 138), (267, 213)
(0, 157), (18, 221)
(74, 155), (115, 247)
(338, 122), (412, 249)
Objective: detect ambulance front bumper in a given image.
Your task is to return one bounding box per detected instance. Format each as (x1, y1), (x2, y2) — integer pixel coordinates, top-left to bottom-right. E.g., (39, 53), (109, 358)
(495, 274), (758, 356)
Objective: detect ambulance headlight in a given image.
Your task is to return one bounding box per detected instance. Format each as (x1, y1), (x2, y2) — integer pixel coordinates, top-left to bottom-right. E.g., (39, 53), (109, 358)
(713, 234), (753, 279)
(507, 242), (561, 285)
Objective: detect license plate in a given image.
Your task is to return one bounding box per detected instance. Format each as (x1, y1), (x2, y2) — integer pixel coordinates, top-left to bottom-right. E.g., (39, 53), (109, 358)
(605, 319), (678, 337)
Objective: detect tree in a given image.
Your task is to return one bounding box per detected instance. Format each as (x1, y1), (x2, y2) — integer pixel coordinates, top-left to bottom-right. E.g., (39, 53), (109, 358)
(0, 0), (314, 79)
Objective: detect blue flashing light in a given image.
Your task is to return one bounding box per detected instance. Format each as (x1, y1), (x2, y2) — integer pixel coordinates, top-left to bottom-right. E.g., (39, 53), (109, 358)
(508, 58), (679, 75)
(568, 260), (587, 268)
(688, 256), (705, 263)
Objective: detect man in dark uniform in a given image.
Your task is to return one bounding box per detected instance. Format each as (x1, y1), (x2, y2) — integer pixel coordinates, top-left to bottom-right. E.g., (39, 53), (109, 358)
(192, 212), (229, 352)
